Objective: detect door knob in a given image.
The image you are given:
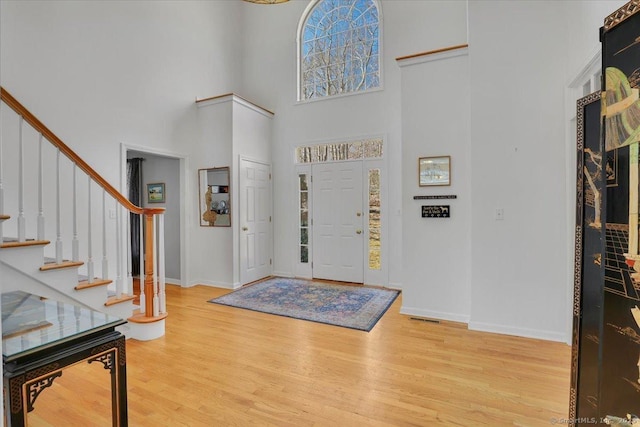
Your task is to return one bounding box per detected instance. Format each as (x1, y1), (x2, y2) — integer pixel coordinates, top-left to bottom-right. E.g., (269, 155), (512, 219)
(356, 229), (362, 234)
(242, 227), (248, 231)
(356, 212), (362, 217)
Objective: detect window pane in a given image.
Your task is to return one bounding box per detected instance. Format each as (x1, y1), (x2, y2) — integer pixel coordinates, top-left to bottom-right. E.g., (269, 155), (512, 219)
(368, 168), (381, 270)
(295, 138), (381, 164)
(299, 172), (309, 264)
(300, 0), (380, 101)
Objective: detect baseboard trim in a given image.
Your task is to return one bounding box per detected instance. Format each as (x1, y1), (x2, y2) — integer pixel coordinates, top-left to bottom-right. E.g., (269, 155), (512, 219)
(272, 270), (295, 278)
(165, 277), (182, 286)
(188, 279), (234, 289)
(468, 321), (566, 343)
(400, 306), (470, 324)
(387, 282), (402, 291)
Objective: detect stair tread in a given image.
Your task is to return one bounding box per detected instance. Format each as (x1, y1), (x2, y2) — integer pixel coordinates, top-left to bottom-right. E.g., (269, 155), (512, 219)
(105, 293), (136, 307)
(75, 278), (112, 291)
(40, 259), (84, 271)
(1, 238), (49, 248)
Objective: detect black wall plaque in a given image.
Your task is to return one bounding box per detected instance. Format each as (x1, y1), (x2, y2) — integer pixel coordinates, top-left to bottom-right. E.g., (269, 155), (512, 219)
(414, 195), (457, 200)
(421, 205), (450, 218)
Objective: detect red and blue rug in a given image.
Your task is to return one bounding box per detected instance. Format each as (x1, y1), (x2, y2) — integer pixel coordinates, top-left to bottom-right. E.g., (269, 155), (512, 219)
(209, 277), (400, 332)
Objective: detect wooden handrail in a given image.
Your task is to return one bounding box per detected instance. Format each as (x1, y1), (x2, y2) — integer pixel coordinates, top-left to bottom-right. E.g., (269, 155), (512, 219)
(0, 86), (164, 216)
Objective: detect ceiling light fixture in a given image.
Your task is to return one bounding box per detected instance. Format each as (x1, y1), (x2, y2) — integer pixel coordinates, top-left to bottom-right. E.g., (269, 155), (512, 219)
(243, 0), (289, 4)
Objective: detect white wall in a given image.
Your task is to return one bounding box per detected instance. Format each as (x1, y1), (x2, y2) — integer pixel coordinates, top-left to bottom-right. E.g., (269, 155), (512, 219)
(467, 1), (571, 341)
(239, 0), (469, 287)
(399, 49), (471, 323)
(192, 100), (234, 287)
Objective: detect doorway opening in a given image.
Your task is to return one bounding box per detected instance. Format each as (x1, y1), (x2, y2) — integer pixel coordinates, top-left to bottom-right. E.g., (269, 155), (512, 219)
(120, 143), (188, 292)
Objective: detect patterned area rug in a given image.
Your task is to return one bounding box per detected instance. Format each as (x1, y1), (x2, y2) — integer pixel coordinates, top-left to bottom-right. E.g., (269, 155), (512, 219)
(209, 278), (400, 332)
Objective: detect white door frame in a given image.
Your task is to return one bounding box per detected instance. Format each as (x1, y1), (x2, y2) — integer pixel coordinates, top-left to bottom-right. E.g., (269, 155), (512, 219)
(120, 142), (190, 288)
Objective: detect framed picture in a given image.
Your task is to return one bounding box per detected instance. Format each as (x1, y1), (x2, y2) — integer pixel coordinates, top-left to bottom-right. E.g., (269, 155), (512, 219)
(419, 156), (450, 186)
(147, 183), (165, 203)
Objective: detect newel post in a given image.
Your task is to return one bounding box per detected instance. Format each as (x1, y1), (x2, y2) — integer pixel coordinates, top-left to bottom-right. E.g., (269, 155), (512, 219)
(142, 208), (165, 317)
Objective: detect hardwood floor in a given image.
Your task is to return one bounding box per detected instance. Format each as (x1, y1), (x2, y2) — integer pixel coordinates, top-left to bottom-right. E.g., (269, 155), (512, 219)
(27, 284), (571, 426)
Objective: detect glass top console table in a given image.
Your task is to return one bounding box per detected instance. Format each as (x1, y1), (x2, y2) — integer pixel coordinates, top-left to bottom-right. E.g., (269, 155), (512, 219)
(2, 291), (128, 426)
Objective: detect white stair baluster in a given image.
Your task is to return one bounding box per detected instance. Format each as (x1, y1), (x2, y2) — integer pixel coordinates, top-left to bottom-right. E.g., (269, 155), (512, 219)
(126, 209), (133, 291)
(102, 189), (108, 280)
(158, 213), (166, 314)
(17, 116), (25, 242)
(72, 165), (79, 261)
(139, 214), (145, 314)
(0, 107), (4, 244)
(152, 214), (159, 316)
(37, 134), (45, 240)
(115, 203), (123, 298)
(55, 149), (63, 263)
(87, 177), (94, 283)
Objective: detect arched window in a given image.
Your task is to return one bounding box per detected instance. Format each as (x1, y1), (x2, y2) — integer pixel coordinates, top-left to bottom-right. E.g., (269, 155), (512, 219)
(298, 0), (381, 101)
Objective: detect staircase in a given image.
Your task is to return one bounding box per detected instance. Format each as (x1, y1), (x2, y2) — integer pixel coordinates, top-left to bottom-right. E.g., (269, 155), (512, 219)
(0, 87), (167, 341)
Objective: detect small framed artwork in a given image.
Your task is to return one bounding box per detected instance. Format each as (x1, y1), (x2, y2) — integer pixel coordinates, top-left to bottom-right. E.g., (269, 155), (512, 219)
(147, 183), (165, 203)
(419, 156), (451, 186)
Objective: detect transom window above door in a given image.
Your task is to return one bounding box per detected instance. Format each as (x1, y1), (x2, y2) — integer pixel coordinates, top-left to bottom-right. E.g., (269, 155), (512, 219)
(295, 138), (383, 163)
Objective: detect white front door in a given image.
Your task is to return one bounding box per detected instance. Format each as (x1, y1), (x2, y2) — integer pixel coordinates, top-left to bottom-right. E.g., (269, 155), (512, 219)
(312, 161), (364, 283)
(239, 159), (272, 285)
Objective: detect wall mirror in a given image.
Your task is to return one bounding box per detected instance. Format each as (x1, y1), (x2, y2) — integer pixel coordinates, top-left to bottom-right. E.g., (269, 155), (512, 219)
(199, 167), (230, 227)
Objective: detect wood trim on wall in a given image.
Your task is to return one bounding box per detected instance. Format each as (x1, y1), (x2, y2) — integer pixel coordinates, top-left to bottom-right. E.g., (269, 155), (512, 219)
(196, 93), (274, 117)
(395, 44), (469, 62)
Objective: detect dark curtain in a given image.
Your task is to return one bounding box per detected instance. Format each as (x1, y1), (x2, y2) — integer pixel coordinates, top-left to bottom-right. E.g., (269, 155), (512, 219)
(127, 158), (144, 276)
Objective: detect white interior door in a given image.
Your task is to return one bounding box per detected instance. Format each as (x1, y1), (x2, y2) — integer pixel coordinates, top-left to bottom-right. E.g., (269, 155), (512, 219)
(312, 161), (364, 283)
(239, 159), (272, 285)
